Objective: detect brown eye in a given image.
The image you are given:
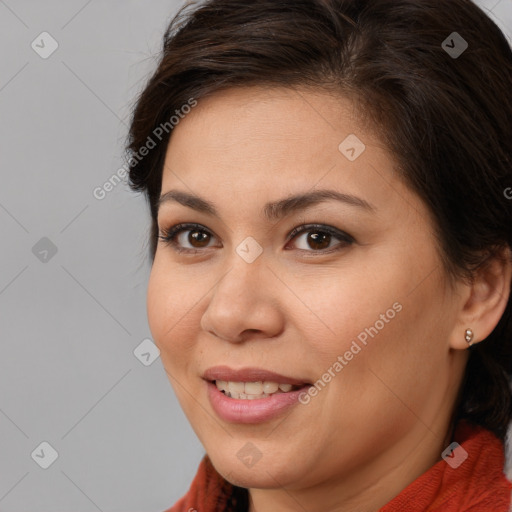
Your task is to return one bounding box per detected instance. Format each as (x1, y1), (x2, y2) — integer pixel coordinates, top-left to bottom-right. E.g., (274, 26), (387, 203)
(304, 231), (332, 250)
(158, 223), (216, 252)
(287, 224), (354, 253)
(158, 222), (354, 255)
(186, 230), (211, 248)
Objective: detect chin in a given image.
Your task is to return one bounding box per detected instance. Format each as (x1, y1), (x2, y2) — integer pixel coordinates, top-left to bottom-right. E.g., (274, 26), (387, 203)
(207, 448), (303, 490)
(218, 463), (289, 489)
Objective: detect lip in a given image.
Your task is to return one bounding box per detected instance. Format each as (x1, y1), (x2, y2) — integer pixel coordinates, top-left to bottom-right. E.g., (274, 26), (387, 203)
(203, 366), (312, 424)
(206, 381), (311, 424)
(202, 365), (310, 386)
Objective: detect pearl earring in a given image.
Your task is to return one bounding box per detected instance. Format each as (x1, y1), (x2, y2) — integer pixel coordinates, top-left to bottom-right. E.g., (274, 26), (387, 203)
(465, 328), (474, 347)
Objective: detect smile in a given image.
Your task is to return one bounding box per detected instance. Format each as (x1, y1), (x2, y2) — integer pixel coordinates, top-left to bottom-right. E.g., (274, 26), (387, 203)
(214, 380), (301, 399)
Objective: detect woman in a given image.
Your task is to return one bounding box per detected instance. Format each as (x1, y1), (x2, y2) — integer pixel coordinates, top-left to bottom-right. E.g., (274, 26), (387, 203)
(126, 0), (512, 510)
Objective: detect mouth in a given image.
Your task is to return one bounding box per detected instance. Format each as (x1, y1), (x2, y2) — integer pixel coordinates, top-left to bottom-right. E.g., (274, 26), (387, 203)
(204, 370), (313, 423)
(211, 379), (304, 400)
(203, 366), (311, 392)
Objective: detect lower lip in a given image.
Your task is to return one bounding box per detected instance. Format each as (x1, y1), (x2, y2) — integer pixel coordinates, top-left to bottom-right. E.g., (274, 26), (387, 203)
(206, 381), (310, 424)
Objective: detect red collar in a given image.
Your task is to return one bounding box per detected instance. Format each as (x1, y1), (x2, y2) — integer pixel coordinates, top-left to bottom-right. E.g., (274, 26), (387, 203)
(379, 420), (512, 511)
(166, 420), (512, 512)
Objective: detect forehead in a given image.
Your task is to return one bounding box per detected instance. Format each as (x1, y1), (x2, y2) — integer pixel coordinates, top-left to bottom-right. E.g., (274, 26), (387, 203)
(159, 86), (428, 227)
(163, 87), (378, 181)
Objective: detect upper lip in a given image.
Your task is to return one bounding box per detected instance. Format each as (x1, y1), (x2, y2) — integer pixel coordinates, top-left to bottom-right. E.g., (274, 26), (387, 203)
(203, 366), (311, 386)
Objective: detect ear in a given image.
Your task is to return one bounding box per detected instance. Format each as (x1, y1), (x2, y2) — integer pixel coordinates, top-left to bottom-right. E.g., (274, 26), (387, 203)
(449, 246), (512, 350)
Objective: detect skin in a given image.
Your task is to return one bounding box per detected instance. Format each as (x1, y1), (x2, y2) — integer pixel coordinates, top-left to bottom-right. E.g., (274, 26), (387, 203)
(147, 86), (511, 512)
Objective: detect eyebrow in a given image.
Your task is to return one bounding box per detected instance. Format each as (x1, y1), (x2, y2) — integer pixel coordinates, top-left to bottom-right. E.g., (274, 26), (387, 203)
(157, 189), (375, 221)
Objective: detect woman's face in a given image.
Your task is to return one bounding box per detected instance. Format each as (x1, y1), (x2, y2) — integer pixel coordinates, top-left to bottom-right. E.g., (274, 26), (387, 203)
(147, 86), (468, 501)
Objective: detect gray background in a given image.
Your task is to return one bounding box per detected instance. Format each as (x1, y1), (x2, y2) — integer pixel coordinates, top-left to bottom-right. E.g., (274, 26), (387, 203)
(0, 1), (511, 511)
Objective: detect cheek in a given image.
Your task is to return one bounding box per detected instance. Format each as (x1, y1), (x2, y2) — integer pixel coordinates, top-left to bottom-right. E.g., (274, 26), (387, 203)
(325, 267), (450, 421)
(146, 259), (199, 369)
(146, 261), (166, 345)
(306, 249), (442, 379)
(295, 263), (406, 354)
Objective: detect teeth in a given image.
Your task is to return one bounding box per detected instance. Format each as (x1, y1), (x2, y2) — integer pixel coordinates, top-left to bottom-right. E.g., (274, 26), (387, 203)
(228, 382), (245, 394)
(245, 382), (263, 395)
(215, 380), (299, 399)
(216, 380), (228, 392)
(263, 382), (279, 394)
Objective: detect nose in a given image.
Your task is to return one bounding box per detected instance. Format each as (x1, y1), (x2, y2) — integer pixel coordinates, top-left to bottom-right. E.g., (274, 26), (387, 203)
(200, 253), (284, 343)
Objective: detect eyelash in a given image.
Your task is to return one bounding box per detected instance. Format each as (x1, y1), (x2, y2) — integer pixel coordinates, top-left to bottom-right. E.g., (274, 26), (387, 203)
(157, 222), (354, 255)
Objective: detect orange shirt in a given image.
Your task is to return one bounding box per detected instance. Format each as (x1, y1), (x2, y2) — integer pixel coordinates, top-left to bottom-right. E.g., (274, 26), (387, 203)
(165, 420), (512, 512)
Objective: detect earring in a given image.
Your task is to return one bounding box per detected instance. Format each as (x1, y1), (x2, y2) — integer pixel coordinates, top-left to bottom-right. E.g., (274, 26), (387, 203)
(465, 328), (474, 347)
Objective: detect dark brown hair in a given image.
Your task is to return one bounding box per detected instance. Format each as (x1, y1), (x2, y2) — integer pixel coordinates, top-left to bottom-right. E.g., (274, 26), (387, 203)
(126, 0), (512, 443)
